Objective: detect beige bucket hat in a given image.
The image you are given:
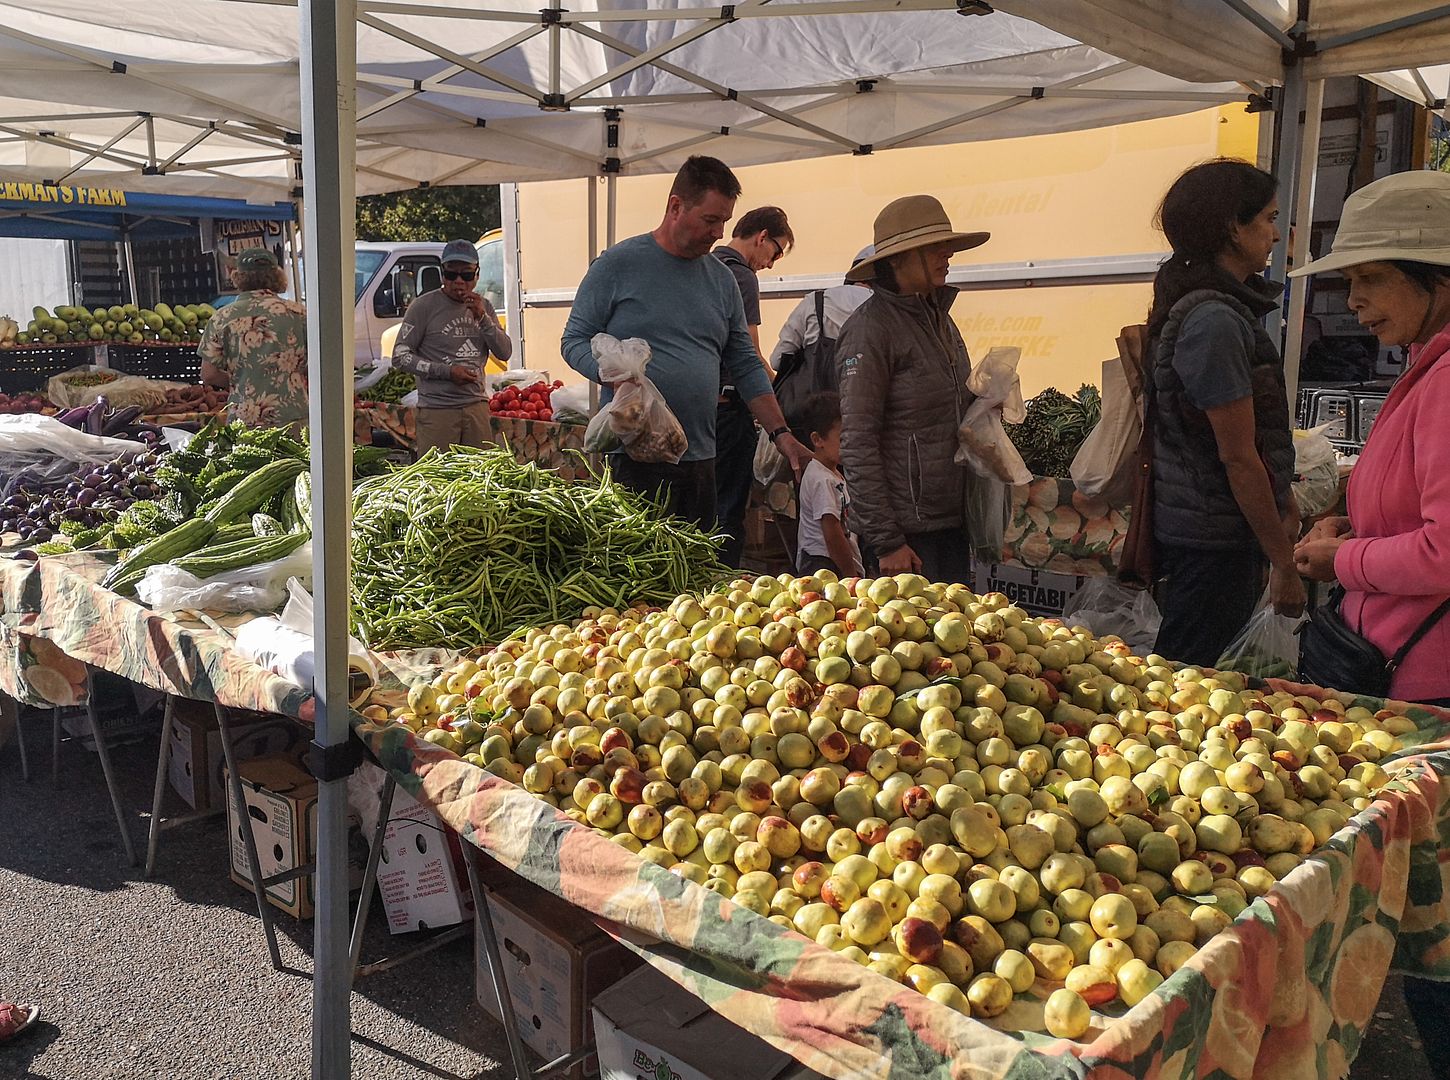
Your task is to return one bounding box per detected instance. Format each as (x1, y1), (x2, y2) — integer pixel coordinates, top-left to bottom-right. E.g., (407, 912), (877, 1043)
(1292, 170), (1450, 277)
(845, 195), (989, 283)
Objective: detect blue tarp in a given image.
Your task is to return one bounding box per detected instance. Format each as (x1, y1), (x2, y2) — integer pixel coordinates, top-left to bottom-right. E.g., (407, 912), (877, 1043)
(0, 185), (294, 241)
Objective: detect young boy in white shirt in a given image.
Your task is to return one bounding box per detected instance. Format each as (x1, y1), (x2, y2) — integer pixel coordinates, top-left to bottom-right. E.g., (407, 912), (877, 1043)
(793, 392), (863, 577)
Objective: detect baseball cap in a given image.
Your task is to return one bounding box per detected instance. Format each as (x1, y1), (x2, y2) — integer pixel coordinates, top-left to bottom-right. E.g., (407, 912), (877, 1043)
(850, 245), (874, 268)
(441, 239), (480, 266)
(236, 247), (278, 271)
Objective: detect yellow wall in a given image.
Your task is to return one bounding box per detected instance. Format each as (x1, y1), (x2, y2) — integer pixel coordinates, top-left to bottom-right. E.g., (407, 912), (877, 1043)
(518, 106), (1257, 398)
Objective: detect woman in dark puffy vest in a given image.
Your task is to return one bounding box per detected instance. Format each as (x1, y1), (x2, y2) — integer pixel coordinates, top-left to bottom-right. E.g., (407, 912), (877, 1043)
(1146, 159), (1303, 667)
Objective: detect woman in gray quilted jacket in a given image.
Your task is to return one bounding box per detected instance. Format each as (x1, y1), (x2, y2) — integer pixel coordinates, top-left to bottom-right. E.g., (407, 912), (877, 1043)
(836, 195), (989, 584)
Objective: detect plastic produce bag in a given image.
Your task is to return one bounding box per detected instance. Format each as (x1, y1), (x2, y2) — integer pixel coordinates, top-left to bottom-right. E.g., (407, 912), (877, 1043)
(136, 539), (314, 614)
(1292, 425), (1340, 520)
(1215, 590), (1305, 680)
(486, 368), (551, 394)
(964, 475), (1009, 562)
(1062, 576), (1162, 656)
(582, 333), (688, 463)
(549, 383), (593, 426)
(954, 346), (1032, 485)
(753, 428), (787, 486)
(233, 578), (378, 703)
(354, 358), (391, 393)
(47, 365), (179, 410)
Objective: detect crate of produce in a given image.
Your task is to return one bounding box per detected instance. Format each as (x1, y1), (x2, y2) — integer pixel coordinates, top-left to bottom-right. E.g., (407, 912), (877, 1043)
(108, 343), (202, 383)
(0, 344), (102, 394)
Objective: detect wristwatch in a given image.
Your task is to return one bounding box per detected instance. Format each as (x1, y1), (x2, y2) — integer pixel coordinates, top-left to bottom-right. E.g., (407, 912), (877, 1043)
(768, 426), (790, 445)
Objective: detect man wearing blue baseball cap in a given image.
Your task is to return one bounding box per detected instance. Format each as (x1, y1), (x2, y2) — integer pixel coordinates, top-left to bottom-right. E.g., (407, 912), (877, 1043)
(392, 237), (512, 454)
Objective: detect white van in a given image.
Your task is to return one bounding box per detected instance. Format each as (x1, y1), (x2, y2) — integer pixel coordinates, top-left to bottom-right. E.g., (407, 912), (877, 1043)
(356, 232), (508, 368)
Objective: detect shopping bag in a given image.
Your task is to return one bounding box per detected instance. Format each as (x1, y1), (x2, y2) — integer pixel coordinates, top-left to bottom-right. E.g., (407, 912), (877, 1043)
(582, 334), (688, 463)
(1215, 590), (1305, 680)
(954, 346), (1031, 485)
(1292, 425), (1340, 520)
(1062, 576), (1161, 656)
(1070, 355), (1143, 502)
(753, 428), (787, 486)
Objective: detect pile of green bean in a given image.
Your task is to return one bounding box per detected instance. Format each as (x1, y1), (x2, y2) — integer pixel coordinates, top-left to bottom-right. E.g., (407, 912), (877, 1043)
(349, 446), (731, 648)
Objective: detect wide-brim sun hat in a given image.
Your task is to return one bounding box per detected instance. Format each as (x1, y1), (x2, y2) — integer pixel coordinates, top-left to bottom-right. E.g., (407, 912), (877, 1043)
(845, 195), (989, 283)
(1292, 171), (1450, 277)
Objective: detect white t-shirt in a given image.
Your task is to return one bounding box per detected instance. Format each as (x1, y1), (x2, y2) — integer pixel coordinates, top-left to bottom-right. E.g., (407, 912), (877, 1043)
(797, 458), (861, 567)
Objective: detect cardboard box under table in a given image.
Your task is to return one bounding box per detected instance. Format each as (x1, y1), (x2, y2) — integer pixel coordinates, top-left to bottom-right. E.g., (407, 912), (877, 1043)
(592, 965), (823, 1080)
(475, 878), (640, 1079)
(376, 784), (474, 934)
(167, 698), (301, 811)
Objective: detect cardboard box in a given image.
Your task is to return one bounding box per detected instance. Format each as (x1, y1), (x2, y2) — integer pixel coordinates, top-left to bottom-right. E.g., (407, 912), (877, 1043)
(592, 965), (822, 1080)
(476, 880), (640, 1078)
(224, 752), (365, 919)
(169, 700), (302, 811)
(974, 560), (1093, 618)
(378, 785), (474, 934)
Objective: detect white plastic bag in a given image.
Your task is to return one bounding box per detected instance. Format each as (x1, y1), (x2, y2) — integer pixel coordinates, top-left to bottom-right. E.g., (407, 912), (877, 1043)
(1070, 356), (1143, 502)
(1062, 576), (1162, 656)
(1292, 425), (1340, 520)
(1215, 590), (1304, 680)
(0, 413), (145, 462)
(136, 539), (315, 614)
(549, 383), (593, 426)
(965, 475), (1010, 562)
(582, 334), (688, 463)
(753, 427), (787, 486)
(233, 578), (378, 701)
(954, 346), (1032, 485)
(354, 358), (391, 393)
(47, 365), (180, 410)
(486, 368), (550, 394)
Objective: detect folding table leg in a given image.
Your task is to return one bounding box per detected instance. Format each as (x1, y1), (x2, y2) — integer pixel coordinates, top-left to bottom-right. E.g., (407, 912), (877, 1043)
(84, 673), (137, 866)
(349, 773), (396, 982)
(464, 850), (535, 1080)
(215, 703), (285, 972)
(145, 697), (176, 878)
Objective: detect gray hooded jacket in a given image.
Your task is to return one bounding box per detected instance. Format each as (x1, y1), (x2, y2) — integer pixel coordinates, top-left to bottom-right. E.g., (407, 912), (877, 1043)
(836, 285), (974, 556)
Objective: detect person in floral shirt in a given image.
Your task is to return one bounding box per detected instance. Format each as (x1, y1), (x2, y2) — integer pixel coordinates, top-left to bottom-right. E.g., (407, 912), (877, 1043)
(198, 247), (308, 431)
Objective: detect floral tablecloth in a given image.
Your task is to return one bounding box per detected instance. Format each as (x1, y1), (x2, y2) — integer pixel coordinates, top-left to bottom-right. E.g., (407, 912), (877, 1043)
(355, 685), (1450, 1080)
(0, 551), (312, 719)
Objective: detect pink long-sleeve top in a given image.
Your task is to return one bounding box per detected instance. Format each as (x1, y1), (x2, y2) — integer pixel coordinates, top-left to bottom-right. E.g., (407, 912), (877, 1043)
(1335, 326), (1450, 703)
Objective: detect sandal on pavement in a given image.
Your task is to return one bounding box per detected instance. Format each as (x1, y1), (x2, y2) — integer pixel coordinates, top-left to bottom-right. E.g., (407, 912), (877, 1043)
(0, 1001), (39, 1043)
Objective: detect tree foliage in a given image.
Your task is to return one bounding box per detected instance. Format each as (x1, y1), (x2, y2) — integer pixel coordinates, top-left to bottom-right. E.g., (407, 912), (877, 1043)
(355, 185), (501, 243)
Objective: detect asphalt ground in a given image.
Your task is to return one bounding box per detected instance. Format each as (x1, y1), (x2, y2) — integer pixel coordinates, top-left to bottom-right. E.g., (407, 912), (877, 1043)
(0, 710), (1434, 1080)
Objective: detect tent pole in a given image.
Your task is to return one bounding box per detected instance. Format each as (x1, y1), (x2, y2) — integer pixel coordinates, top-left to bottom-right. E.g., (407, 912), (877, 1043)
(121, 225), (139, 307)
(1268, 65), (1305, 300)
(587, 178), (599, 413)
(605, 174), (617, 248)
(501, 181), (524, 368)
(1283, 78), (1325, 409)
(299, 0), (357, 1075)
(287, 212), (303, 302)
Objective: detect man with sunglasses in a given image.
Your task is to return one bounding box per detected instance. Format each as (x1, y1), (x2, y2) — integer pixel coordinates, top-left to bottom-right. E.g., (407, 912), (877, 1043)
(392, 237), (513, 455)
(712, 206), (793, 565)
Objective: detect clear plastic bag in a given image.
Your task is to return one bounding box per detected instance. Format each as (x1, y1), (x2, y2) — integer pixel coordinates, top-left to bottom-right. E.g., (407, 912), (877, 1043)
(486, 368), (551, 394)
(135, 539), (314, 614)
(955, 346), (1032, 485)
(1062, 576), (1162, 655)
(753, 427), (787, 486)
(1215, 589), (1305, 680)
(582, 334), (688, 464)
(549, 383), (593, 426)
(965, 475), (1010, 562)
(233, 577), (378, 703)
(47, 365), (177, 410)
(1292, 425), (1340, 520)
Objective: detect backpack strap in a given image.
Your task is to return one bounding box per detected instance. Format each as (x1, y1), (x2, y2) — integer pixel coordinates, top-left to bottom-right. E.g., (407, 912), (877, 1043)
(812, 289), (826, 341)
(1389, 594), (1450, 672)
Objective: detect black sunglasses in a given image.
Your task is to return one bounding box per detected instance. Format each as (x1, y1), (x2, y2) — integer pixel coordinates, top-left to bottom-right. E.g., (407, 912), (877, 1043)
(442, 268), (478, 281)
(766, 236), (784, 260)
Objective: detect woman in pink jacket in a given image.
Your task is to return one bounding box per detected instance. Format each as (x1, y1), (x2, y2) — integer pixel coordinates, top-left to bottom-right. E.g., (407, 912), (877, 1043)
(1293, 168), (1450, 1080)
(1293, 171), (1450, 707)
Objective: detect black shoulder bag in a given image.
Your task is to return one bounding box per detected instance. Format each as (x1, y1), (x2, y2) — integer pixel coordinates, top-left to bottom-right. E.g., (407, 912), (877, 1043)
(1298, 585), (1450, 699)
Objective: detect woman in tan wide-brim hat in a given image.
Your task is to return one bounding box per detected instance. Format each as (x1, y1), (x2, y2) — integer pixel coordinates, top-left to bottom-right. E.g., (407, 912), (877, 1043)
(1289, 169), (1450, 1077)
(835, 195), (990, 584)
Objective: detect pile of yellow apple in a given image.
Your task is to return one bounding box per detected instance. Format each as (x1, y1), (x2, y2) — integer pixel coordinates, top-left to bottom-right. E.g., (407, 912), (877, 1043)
(369, 572), (1413, 1038)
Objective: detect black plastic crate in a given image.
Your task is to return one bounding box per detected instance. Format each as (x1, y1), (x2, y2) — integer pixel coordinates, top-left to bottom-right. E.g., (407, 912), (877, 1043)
(107, 343), (202, 384)
(0, 344), (101, 395)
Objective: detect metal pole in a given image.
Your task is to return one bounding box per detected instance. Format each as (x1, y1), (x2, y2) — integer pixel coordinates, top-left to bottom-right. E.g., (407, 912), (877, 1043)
(605, 174), (617, 248)
(501, 182), (524, 368)
(299, 0), (357, 1073)
(288, 214), (303, 302)
(1268, 65), (1306, 297)
(121, 228), (139, 307)
(1283, 78), (1325, 409)
(587, 178), (600, 415)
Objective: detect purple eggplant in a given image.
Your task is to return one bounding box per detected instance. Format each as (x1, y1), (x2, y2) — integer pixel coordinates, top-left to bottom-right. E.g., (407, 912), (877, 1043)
(101, 404), (144, 436)
(55, 405), (92, 428)
(86, 396), (109, 436)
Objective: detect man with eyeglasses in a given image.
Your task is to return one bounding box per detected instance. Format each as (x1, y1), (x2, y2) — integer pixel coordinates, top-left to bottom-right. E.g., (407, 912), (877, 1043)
(392, 237), (513, 455)
(712, 206), (793, 565)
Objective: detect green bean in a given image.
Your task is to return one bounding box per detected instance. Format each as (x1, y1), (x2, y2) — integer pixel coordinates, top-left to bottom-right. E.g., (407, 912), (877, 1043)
(349, 446), (731, 649)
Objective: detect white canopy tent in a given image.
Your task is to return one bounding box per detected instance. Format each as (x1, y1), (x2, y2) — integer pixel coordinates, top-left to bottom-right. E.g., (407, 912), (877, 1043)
(0, 2), (1445, 1078)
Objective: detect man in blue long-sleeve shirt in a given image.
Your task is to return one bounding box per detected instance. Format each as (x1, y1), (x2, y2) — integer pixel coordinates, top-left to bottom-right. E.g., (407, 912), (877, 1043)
(562, 156), (811, 532)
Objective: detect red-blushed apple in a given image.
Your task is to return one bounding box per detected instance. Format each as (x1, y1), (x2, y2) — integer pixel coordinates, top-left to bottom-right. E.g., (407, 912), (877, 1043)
(600, 727), (633, 754)
(817, 731), (850, 763)
(610, 767), (648, 805)
(902, 786), (935, 821)
(894, 917), (945, 965)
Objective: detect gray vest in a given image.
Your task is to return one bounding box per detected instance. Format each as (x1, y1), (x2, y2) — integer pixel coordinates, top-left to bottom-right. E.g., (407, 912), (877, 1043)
(1150, 289), (1295, 550)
